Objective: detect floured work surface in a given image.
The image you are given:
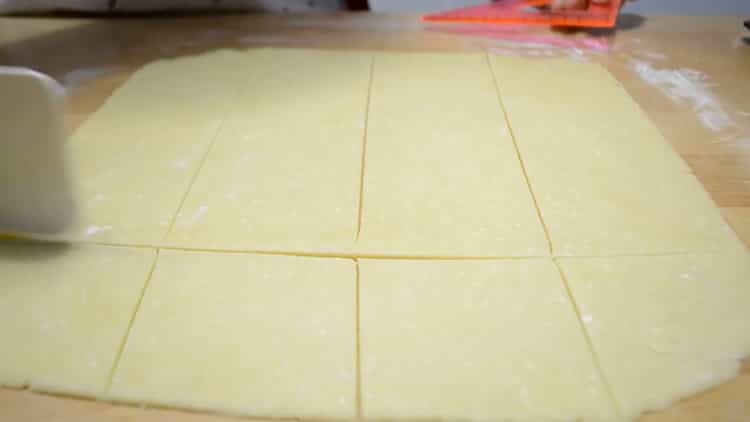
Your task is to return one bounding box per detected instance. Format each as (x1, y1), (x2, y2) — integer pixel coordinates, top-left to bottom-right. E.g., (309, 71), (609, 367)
(1, 48), (748, 422)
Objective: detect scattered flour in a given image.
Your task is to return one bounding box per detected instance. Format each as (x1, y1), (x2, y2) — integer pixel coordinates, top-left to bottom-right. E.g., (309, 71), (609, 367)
(188, 205), (209, 224)
(630, 60), (736, 133)
(639, 51), (667, 61)
(171, 157), (190, 169)
(84, 225), (112, 236)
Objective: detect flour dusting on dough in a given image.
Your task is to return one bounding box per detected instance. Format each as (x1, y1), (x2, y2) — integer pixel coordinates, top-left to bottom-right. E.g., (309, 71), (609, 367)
(188, 205), (209, 224)
(84, 225), (112, 236)
(171, 157), (190, 169)
(630, 60), (735, 132)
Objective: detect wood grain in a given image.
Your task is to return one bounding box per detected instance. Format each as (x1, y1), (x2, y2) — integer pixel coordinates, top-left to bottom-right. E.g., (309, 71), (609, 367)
(1, 12), (748, 422)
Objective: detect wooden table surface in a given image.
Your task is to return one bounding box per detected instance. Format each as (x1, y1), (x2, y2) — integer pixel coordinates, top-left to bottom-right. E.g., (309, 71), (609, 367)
(1, 12), (748, 422)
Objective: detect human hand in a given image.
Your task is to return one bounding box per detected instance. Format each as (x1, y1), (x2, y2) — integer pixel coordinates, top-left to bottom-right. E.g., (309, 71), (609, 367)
(550, 0), (611, 10)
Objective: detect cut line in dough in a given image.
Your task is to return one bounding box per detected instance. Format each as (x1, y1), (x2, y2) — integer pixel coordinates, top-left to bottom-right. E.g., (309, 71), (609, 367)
(489, 55), (742, 257)
(356, 52), (549, 257)
(166, 49), (372, 254)
(359, 258), (618, 421)
(59, 50), (249, 245)
(0, 241), (155, 397)
(108, 249), (357, 419)
(1, 48), (749, 422)
(559, 252), (750, 421)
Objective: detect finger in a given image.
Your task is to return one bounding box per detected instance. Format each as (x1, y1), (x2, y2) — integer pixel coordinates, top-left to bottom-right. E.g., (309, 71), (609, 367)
(550, 0), (586, 10)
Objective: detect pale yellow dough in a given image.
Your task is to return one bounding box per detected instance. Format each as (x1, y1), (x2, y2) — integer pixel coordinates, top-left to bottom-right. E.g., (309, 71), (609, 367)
(108, 250), (356, 419)
(63, 50), (249, 245)
(2, 49), (749, 422)
(359, 258), (618, 421)
(0, 242), (155, 396)
(490, 55), (740, 256)
(357, 52), (548, 257)
(559, 253), (750, 421)
(166, 49), (371, 253)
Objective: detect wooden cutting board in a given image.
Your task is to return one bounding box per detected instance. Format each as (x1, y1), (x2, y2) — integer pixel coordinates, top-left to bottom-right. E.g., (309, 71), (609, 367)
(0, 12), (748, 422)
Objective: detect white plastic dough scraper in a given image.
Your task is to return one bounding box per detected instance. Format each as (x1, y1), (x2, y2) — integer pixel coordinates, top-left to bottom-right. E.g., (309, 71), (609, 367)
(0, 67), (77, 235)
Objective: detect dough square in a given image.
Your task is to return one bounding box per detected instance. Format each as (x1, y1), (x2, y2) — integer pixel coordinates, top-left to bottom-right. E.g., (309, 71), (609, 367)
(359, 258), (618, 421)
(60, 50), (249, 245)
(166, 49), (371, 253)
(559, 252), (750, 421)
(0, 241), (156, 397)
(108, 250), (357, 419)
(356, 52), (549, 257)
(489, 55), (740, 256)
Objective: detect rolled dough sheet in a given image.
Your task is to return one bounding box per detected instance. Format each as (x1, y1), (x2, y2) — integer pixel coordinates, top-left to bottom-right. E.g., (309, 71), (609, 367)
(359, 258), (618, 421)
(356, 52), (549, 257)
(489, 55), (741, 256)
(0, 241), (155, 397)
(559, 253), (750, 421)
(108, 250), (356, 419)
(58, 50), (249, 245)
(165, 49), (371, 253)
